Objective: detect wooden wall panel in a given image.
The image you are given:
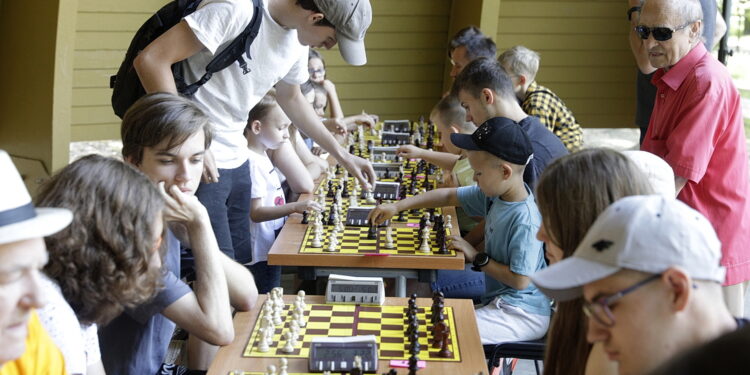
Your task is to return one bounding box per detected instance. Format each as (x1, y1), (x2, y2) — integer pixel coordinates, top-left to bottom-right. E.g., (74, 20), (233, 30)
(496, 0), (636, 128)
(71, 0), (451, 141)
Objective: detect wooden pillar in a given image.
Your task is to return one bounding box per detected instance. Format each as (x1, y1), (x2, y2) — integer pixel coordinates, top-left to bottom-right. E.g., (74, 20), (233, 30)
(0, 0), (77, 193)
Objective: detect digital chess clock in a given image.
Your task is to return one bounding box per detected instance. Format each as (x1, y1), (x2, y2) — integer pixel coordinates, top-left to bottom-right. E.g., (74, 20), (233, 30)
(325, 274), (385, 305)
(309, 335), (378, 373)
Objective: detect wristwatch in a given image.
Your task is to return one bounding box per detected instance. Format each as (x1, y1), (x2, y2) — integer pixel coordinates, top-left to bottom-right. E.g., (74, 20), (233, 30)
(471, 253), (491, 272)
(627, 6), (641, 21)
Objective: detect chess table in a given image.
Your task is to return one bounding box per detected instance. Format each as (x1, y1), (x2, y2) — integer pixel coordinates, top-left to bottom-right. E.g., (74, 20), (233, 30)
(207, 295), (486, 375)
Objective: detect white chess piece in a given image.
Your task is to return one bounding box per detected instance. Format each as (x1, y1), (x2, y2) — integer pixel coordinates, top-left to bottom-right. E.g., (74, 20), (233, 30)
(445, 214), (453, 230)
(384, 226), (395, 249)
(296, 306), (307, 327)
(266, 364), (277, 375)
(311, 230), (322, 248)
(257, 327), (270, 352)
(420, 228), (431, 253)
(279, 358), (289, 375)
(326, 233), (337, 252)
(282, 331), (295, 353)
(380, 152), (387, 163)
(365, 189), (377, 204)
(424, 214), (432, 228)
(349, 193), (358, 208)
(297, 290), (306, 304)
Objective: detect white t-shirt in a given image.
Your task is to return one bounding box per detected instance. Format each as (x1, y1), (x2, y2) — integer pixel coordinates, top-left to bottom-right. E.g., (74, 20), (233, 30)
(183, 0), (310, 169)
(248, 149), (286, 264)
(37, 276), (100, 375)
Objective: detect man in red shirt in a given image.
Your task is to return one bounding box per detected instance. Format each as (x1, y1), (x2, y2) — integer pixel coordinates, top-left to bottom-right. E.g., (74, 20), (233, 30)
(639, 0), (750, 316)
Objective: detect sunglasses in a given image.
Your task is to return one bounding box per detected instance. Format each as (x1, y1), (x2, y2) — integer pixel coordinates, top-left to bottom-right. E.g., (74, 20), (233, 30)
(634, 22), (693, 41)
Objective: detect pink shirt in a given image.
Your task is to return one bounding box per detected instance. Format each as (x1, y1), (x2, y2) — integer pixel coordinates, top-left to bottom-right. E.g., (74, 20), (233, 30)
(642, 43), (750, 285)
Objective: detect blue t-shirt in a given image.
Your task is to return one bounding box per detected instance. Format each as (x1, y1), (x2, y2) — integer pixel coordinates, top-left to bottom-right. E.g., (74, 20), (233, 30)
(457, 184), (551, 316)
(98, 230), (192, 375)
(518, 116), (568, 189)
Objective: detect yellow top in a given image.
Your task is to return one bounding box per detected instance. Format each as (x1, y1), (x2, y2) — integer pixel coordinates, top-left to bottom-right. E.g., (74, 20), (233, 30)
(0, 311), (67, 375)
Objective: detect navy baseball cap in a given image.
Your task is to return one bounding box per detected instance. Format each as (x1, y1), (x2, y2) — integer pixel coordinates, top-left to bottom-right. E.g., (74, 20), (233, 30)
(450, 117), (534, 165)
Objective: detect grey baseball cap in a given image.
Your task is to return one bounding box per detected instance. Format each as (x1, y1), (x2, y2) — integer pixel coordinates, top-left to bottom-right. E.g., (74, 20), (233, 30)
(531, 195), (725, 302)
(313, 0), (372, 66)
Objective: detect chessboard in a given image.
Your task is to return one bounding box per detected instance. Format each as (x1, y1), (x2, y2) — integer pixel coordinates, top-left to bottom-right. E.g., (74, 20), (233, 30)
(298, 225), (455, 256)
(243, 300), (461, 362)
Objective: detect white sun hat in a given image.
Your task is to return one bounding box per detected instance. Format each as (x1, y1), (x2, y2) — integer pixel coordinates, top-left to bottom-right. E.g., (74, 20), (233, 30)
(0, 150), (72, 245)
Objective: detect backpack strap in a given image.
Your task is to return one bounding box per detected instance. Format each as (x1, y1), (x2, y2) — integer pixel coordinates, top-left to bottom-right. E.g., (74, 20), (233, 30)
(180, 0), (263, 96)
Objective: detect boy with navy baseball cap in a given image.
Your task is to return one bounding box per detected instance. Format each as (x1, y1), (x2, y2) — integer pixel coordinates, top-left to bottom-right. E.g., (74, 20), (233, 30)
(370, 117), (551, 344)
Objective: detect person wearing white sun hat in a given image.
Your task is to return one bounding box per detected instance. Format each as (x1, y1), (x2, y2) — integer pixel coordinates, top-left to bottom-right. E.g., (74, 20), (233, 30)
(0, 149), (71, 374)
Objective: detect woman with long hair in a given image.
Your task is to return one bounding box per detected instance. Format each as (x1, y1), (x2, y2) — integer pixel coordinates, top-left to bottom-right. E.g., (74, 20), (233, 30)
(535, 148), (660, 375)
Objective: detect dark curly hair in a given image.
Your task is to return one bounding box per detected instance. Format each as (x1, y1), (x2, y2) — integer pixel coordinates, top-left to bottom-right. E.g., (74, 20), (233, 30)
(36, 155), (165, 326)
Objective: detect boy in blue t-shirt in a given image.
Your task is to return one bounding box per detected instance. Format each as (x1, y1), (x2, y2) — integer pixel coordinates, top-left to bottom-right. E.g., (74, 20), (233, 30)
(369, 117), (550, 344)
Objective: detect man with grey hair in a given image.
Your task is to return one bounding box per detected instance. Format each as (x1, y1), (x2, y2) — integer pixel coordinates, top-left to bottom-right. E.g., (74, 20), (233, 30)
(532, 195), (748, 375)
(637, 0), (750, 317)
(498, 45), (583, 152)
(448, 26), (497, 79)
(628, 0), (726, 144)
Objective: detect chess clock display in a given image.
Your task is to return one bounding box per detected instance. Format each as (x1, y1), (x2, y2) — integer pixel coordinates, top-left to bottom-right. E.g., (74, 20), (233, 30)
(325, 274), (385, 305)
(309, 335), (378, 373)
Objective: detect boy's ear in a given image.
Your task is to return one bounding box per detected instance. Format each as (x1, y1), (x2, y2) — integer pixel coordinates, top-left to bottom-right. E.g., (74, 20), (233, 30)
(124, 155), (138, 166)
(501, 162), (513, 179)
(517, 74), (527, 87)
(251, 120), (263, 135)
(481, 88), (496, 105)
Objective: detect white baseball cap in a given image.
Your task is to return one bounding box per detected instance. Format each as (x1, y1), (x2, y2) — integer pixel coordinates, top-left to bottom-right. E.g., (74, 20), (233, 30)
(531, 195), (725, 301)
(313, 0), (372, 66)
(0, 150), (72, 245)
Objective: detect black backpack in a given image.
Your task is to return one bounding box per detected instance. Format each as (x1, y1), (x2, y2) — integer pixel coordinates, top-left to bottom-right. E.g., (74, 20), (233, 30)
(110, 0), (262, 119)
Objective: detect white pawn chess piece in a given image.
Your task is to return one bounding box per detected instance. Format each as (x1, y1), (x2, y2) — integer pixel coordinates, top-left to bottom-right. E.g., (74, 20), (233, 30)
(311, 230), (322, 248)
(257, 327), (270, 352)
(297, 290), (307, 309)
(384, 226), (395, 249)
(266, 364), (277, 375)
(349, 193), (358, 208)
(380, 152), (387, 163)
(365, 189), (377, 204)
(326, 234), (337, 252)
(279, 358), (289, 375)
(296, 306), (307, 327)
(445, 214), (453, 230)
(282, 331), (295, 353)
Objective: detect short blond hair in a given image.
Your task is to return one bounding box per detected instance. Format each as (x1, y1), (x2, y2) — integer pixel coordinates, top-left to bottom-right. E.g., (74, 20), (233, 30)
(498, 45), (540, 81)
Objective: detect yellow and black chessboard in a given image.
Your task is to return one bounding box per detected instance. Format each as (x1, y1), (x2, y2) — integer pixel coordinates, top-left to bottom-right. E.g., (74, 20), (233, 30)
(243, 303), (460, 362)
(299, 225), (454, 256)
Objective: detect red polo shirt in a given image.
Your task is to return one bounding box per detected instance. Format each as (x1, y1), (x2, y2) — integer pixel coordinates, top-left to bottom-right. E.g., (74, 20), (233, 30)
(642, 43), (750, 285)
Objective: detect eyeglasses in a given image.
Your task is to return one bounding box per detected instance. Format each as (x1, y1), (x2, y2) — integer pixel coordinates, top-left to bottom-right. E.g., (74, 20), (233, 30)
(583, 273), (661, 327)
(634, 22), (693, 41)
(308, 67), (325, 75)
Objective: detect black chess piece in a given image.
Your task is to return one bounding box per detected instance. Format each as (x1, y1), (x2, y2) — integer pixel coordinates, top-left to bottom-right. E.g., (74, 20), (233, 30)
(301, 211), (308, 224)
(367, 224), (377, 240)
(349, 144), (356, 154)
(384, 168), (390, 179)
(395, 172), (402, 183)
(342, 181), (350, 198)
(437, 233), (449, 254)
(408, 354), (419, 375)
(335, 164), (341, 175)
(396, 210), (406, 222)
(326, 180), (334, 198)
(327, 206), (336, 226)
(385, 369), (398, 375)
(409, 340), (421, 355)
(431, 305), (444, 325)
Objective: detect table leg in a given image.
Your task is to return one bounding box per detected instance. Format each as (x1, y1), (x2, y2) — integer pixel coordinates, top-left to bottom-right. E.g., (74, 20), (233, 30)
(395, 275), (407, 297)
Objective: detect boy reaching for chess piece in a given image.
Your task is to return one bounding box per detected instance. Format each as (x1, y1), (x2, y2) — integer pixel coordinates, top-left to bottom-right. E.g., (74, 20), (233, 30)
(369, 118), (551, 344)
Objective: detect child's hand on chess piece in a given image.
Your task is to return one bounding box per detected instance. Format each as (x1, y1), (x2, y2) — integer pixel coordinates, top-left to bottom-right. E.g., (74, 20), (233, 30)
(292, 199), (322, 214)
(447, 235), (478, 262)
(368, 203), (399, 225)
(396, 145), (424, 160)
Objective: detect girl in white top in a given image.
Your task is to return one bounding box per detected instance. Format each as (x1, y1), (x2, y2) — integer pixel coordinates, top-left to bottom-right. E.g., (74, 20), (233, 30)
(245, 91), (322, 293)
(35, 155), (167, 375)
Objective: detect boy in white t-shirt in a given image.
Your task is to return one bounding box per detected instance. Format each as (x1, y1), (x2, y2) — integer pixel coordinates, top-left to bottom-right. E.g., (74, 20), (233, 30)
(245, 92), (322, 293)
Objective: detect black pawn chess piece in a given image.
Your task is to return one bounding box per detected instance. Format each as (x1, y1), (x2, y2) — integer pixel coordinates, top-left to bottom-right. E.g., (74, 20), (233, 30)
(335, 164), (341, 175)
(367, 224), (378, 240)
(384, 168), (390, 179)
(409, 340), (421, 355)
(327, 206), (336, 226)
(349, 144), (356, 154)
(326, 180), (334, 198)
(342, 181), (349, 198)
(395, 172), (402, 183)
(301, 210), (308, 224)
(385, 369), (398, 375)
(397, 210), (406, 222)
